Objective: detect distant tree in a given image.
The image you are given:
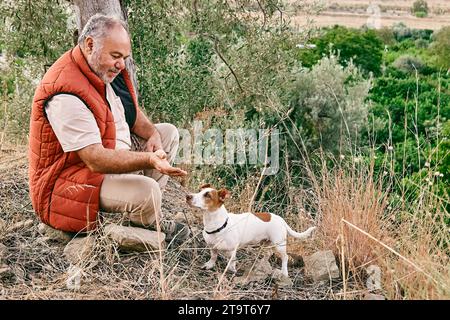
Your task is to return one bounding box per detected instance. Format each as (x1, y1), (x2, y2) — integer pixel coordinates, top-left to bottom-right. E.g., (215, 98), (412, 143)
(412, 0), (429, 17)
(430, 26), (450, 71)
(392, 55), (426, 74)
(297, 26), (383, 75)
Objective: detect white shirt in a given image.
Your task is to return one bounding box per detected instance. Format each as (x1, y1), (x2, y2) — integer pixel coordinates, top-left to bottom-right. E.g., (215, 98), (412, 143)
(45, 84), (131, 152)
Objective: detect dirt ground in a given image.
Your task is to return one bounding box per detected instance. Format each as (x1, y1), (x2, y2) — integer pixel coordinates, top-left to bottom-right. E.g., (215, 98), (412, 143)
(286, 0), (450, 30)
(0, 146), (340, 300)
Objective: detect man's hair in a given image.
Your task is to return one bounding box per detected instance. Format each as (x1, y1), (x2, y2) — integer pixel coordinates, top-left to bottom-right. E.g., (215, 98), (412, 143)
(78, 14), (129, 47)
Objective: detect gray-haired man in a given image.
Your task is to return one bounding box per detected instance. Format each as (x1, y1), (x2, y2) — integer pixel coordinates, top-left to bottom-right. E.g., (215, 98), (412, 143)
(29, 14), (190, 243)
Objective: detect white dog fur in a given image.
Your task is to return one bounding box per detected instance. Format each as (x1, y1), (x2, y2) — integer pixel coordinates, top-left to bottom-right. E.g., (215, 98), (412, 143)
(186, 184), (316, 277)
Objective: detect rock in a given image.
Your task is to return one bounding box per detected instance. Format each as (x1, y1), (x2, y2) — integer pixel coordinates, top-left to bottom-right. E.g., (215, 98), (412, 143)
(8, 219), (34, 232)
(234, 257), (273, 285)
(38, 223), (73, 244)
(66, 264), (84, 291)
(366, 264), (382, 291)
(363, 292), (386, 300)
(104, 224), (165, 252)
(63, 236), (96, 265)
(303, 250), (340, 282)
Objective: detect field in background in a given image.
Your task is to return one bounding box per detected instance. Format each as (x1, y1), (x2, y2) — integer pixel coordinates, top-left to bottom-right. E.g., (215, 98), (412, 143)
(286, 0), (450, 30)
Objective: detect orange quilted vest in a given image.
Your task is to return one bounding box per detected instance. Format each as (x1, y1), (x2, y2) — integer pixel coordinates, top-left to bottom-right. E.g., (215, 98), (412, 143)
(28, 45), (139, 232)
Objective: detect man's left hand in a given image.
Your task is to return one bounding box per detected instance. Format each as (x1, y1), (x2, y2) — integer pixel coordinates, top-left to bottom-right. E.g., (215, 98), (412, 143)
(146, 132), (166, 159)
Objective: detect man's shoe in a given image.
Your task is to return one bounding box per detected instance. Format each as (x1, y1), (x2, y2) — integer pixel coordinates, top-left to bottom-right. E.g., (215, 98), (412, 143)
(159, 220), (191, 243)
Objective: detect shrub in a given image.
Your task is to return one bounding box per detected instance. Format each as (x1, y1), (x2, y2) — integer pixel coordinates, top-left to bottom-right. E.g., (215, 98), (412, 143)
(297, 25), (383, 75)
(412, 0), (429, 16)
(392, 55), (426, 74)
(415, 38), (429, 49)
(414, 11), (427, 18)
(430, 26), (450, 70)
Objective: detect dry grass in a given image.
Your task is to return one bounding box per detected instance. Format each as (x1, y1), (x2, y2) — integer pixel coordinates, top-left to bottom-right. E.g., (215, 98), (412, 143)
(1, 132), (449, 300)
(0, 146), (332, 300)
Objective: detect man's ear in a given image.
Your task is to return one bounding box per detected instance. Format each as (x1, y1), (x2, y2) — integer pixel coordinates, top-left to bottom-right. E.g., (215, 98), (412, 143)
(200, 183), (212, 190)
(218, 189), (231, 201)
(85, 37), (94, 53)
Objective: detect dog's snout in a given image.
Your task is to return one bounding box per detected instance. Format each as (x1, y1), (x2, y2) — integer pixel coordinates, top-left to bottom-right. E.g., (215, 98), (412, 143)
(186, 194), (193, 202)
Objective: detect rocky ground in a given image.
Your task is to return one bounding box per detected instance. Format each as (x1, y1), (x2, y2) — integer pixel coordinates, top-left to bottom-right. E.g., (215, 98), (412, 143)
(0, 146), (382, 300)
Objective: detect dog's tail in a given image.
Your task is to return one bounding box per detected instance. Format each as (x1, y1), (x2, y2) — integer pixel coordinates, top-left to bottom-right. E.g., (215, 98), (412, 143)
(285, 224), (316, 240)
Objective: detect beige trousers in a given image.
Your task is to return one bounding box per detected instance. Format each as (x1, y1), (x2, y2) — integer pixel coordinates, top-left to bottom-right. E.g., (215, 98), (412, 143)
(99, 123), (179, 227)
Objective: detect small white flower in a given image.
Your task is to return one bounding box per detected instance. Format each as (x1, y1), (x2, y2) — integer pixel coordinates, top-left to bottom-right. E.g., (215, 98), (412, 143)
(383, 171), (388, 176)
(387, 146), (394, 151)
(429, 182), (433, 186)
(424, 162), (430, 168)
(440, 173), (444, 178)
(340, 154), (345, 160)
(434, 171), (441, 176)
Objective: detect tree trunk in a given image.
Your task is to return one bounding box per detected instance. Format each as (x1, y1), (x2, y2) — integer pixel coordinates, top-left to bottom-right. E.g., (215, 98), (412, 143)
(70, 0), (139, 98)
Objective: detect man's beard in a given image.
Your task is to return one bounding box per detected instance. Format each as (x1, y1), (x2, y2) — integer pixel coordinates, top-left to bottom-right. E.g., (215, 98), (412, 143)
(88, 47), (120, 84)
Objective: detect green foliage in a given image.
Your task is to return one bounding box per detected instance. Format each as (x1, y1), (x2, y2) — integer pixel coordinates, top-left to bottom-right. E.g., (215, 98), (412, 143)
(414, 11), (427, 18)
(0, 0), (74, 142)
(374, 27), (396, 46)
(0, 0), (73, 63)
(296, 25), (383, 76)
(430, 26), (450, 70)
(287, 54), (371, 153)
(368, 71), (450, 180)
(392, 55), (427, 74)
(391, 23), (433, 42)
(412, 0), (429, 16)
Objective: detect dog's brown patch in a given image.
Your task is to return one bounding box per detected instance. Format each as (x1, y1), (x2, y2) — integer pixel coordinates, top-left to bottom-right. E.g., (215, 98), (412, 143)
(254, 212), (271, 222)
(203, 188), (231, 212)
(200, 183), (212, 190)
(203, 189), (221, 211)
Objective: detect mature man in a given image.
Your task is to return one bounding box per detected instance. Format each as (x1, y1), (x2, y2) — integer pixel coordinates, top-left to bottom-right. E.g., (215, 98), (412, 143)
(28, 14), (189, 242)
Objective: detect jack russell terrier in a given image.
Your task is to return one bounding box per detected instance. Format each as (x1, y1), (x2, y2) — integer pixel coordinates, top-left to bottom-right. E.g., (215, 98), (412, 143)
(186, 184), (316, 277)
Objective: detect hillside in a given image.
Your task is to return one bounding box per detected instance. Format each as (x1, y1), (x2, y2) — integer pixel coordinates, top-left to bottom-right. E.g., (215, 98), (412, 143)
(287, 0), (450, 30)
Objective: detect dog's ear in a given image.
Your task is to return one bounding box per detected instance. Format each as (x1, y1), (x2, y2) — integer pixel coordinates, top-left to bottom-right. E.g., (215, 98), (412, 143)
(200, 183), (212, 190)
(218, 188), (231, 201)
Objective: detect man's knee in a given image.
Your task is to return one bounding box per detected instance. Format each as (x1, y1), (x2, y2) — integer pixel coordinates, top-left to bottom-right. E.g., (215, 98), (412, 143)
(134, 178), (162, 225)
(156, 123), (179, 144)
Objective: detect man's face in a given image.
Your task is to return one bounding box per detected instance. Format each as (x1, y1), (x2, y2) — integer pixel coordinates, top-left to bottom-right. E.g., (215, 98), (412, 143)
(86, 25), (131, 84)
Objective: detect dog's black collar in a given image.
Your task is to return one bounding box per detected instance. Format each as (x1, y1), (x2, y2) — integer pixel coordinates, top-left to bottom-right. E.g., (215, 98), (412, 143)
(205, 218), (229, 235)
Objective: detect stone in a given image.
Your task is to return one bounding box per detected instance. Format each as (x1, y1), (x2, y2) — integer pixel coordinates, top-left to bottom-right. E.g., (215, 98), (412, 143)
(366, 264), (382, 291)
(234, 257), (273, 285)
(363, 292), (386, 300)
(303, 250), (340, 282)
(104, 224), (165, 252)
(38, 223), (73, 244)
(63, 236), (96, 265)
(66, 264), (84, 291)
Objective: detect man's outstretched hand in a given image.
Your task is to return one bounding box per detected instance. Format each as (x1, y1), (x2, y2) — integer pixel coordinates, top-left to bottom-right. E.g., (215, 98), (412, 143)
(150, 152), (187, 176)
